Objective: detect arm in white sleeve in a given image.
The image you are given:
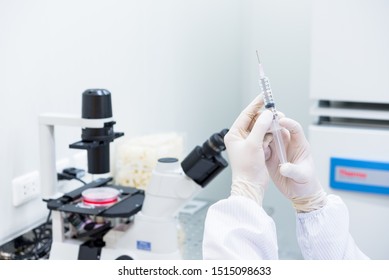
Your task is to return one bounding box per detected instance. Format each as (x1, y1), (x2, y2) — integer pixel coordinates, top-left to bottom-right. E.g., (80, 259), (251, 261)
(202, 195), (279, 260)
(296, 194), (369, 260)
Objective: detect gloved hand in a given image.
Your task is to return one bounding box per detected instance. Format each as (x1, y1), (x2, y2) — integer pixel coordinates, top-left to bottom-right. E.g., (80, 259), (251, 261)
(264, 117), (327, 212)
(224, 95), (274, 206)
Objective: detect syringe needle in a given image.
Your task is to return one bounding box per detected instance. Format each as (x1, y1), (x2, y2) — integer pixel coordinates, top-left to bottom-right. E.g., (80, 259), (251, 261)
(256, 50), (261, 64)
(256, 50), (266, 79)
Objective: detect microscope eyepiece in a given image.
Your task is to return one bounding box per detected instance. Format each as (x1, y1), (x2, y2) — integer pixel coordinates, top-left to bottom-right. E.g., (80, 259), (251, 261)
(82, 89), (113, 119)
(181, 129), (229, 187)
(202, 129), (228, 158)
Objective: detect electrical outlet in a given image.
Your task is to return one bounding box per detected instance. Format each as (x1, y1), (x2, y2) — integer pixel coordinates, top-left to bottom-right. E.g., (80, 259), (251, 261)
(12, 171), (40, 207)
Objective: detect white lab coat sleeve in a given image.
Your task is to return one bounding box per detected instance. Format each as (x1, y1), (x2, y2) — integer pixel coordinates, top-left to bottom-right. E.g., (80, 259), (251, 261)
(202, 195), (278, 260)
(296, 194), (369, 259)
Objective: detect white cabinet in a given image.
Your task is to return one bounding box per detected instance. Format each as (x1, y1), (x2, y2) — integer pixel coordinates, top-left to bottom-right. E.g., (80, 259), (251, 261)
(309, 0), (389, 259)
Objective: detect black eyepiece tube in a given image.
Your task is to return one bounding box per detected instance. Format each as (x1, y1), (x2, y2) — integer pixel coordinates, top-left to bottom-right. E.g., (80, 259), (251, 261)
(70, 89), (124, 174)
(181, 129), (229, 187)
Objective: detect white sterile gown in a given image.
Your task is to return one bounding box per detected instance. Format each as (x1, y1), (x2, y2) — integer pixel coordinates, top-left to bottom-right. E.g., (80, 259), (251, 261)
(202, 195), (369, 260)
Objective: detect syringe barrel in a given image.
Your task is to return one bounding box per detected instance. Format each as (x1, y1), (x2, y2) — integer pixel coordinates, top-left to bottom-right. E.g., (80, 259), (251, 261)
(259, 77), (275, 109)
(271, 118), (287, 164)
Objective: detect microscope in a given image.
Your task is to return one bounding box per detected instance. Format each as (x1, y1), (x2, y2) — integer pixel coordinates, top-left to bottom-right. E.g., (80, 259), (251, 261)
(39, 89), (228, 259)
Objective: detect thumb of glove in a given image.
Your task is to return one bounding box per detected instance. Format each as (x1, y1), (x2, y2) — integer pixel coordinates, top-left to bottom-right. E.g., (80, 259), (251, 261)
(279, 162), (310, 184)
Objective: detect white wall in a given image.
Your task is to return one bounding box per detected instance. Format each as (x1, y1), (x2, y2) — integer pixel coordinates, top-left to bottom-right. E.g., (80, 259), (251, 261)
(0, 0), (313, 259)
(239, 0), (312, 126)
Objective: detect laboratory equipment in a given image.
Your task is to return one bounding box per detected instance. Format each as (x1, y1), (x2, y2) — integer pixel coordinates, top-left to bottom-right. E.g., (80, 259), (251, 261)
(46, 130), (228, 260)
(256, 51), (287, 164)
(103, 130), (228, 260)
(39, 89), (124, 200)
(309, 0), (389, 259)
(39, 90), (229, 259)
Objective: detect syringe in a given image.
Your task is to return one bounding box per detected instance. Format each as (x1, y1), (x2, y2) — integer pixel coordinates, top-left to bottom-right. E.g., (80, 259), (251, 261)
(256, 51), (287, 164)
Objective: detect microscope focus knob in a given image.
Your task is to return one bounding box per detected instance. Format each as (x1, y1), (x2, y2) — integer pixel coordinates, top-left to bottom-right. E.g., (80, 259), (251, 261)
(155, 157), (180, 173)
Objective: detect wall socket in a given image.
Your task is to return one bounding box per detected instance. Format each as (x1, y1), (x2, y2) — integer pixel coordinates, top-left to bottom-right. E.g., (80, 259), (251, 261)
(12, 152), (88, 207)
(12, 171), (40, 207)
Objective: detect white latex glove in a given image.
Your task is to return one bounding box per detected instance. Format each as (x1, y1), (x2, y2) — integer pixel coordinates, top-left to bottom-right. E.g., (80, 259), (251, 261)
(225, 95), (273, 206)
(265, 117), (327, 212)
